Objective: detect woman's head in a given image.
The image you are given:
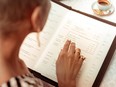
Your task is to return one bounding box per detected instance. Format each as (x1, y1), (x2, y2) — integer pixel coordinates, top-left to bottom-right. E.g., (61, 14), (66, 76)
(0, 0), (51, 36)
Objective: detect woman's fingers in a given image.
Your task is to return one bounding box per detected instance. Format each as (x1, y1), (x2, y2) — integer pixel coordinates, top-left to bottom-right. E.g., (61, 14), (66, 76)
(56, 40), (85, 86)
(77, 55), (85, 70)
(74, 48), (81, 61)
(62, 40), (71, 52)
(68, 42), (76, 54)
(57, 40), (71, 61)
(73, 55), (85, 76)
(78, 55), (85, 66)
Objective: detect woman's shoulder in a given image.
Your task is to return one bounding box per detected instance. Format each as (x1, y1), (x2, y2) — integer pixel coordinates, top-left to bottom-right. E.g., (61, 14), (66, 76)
(0, 74), (44, 87)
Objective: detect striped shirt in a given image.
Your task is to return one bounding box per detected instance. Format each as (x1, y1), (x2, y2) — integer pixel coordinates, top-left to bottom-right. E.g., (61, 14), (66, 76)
(0, 74), (54, 87)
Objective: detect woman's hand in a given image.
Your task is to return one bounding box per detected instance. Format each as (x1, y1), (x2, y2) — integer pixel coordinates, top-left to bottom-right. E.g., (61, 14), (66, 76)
(56, 40), (85, 87)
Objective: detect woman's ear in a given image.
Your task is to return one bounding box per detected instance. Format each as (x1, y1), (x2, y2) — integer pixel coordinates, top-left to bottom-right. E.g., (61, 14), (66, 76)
(31, 6), (42, 32)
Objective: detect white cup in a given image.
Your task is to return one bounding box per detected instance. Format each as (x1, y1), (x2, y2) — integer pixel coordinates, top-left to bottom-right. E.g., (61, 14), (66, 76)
(97, 0), (112, 11)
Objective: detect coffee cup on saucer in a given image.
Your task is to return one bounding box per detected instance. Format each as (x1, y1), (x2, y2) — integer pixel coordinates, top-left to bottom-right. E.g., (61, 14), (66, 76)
(97, 0), (112, 11)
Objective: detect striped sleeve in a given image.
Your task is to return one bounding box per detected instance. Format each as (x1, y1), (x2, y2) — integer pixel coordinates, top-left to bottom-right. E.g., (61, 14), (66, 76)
(0, 74), (54, 87)
(0, 75), (44, 87)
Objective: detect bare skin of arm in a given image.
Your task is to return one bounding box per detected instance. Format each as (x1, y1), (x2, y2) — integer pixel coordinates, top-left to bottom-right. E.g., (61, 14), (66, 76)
(56, 40), (85, 87)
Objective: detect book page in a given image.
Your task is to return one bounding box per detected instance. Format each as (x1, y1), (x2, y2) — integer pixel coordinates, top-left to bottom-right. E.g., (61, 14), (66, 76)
(34, 10), (116, 87)
(100, 50), (116, 87)
(19, 2), (68, 69)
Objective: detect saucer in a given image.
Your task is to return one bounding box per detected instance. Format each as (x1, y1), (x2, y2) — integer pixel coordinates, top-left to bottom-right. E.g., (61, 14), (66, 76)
(92, 2), (115, 16)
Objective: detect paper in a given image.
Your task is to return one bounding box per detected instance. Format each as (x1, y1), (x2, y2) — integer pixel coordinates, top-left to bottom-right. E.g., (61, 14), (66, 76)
(34, 9), (116, 87)
(19, 2), (68, 69)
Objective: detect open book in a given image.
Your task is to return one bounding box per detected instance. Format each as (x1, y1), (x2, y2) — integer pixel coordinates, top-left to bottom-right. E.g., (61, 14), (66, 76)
(19, 1), (116, 87)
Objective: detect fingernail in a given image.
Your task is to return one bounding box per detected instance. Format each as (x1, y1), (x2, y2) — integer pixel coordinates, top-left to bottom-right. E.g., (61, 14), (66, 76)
(67, 40), (70, 42)
(72, 42), (75, 46)
(77, 48), (81, 51)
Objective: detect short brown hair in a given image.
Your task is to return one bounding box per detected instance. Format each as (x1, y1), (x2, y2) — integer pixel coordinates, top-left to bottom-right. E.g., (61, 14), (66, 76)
(0, 0), (45, 33)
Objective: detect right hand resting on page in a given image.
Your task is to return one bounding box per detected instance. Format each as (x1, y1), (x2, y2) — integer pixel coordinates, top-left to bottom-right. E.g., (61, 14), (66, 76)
(56, 40), (85, 87)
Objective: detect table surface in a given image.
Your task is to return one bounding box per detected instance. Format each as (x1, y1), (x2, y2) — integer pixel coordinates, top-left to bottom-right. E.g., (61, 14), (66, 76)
(60, 0), (116, 24)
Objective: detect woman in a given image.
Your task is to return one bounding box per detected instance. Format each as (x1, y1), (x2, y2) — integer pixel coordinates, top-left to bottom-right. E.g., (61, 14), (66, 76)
(0, 0), (85, 87)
